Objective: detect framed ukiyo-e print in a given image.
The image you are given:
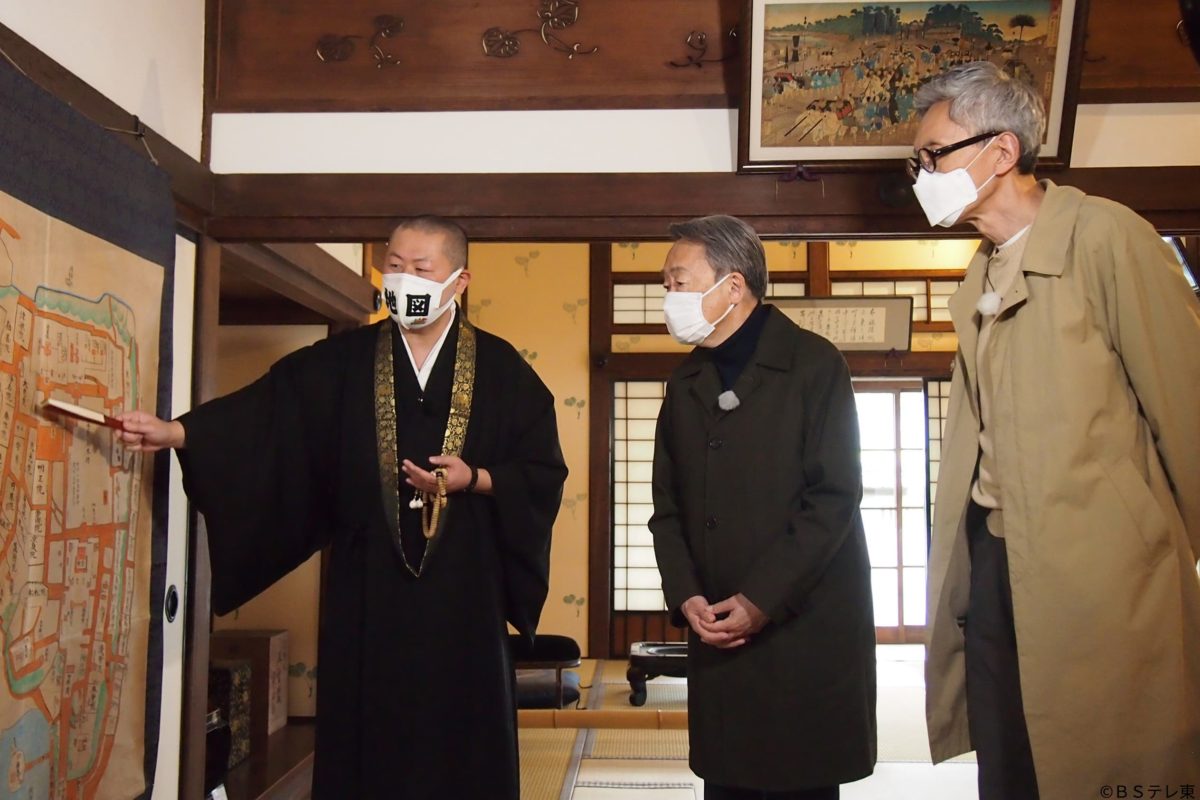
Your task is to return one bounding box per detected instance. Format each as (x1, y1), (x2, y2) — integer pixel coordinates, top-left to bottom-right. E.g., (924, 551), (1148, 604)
(738, 0), (1089, 172)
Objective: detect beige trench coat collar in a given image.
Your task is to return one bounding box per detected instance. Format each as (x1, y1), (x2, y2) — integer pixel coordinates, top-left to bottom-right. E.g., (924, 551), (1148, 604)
(947, 180), (1081, 407)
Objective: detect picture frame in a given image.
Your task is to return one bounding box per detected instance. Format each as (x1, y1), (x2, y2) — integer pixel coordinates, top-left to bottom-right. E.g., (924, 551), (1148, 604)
(737, 0), (1089, 173)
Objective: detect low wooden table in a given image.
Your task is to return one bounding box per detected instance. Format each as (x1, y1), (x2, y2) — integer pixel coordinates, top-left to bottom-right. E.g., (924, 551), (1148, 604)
(626, 641), (688, 707)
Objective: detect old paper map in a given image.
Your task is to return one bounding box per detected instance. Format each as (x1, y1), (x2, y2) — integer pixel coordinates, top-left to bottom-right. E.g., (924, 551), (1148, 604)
(0, 189), (162, 799)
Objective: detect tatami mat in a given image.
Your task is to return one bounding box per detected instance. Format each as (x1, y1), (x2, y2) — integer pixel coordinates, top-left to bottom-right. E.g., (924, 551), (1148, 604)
(518, 729), (581, 800)
(589, 660), (688, 710)
(572, 784), (697, 800)
(573, 758), (978, 800)
(598, 680), (688, 711)
(597, 659), (643, 683)
(586, 728), (690, 761)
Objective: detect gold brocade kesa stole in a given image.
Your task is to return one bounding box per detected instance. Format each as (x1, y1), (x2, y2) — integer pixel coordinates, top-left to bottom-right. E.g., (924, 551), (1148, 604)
(375, 317), (476, 578)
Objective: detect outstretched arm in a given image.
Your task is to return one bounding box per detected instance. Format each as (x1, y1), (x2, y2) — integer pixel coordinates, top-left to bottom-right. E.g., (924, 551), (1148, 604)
(117, 410), (186, 452)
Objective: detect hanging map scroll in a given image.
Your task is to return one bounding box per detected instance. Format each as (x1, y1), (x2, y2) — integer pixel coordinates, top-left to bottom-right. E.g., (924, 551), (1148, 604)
(773, 296), (913, 351)
(0, 59), (173, 799)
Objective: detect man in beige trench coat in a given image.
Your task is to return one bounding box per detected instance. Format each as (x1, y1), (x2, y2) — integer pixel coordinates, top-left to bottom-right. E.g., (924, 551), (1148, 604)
(910, 62), (1200, 799)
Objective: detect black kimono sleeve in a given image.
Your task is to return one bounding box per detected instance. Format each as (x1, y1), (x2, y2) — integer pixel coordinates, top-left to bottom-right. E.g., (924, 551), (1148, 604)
(176, 340), (344, 615)
(484, 357), (568, 642)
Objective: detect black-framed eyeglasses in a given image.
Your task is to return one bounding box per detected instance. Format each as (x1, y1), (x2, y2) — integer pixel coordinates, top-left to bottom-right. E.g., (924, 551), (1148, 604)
(906, 131), (1001, 182)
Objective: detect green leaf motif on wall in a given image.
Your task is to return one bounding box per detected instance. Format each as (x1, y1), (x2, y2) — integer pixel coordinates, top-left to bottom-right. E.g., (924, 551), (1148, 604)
(289, 662), (318, 697)
(613, 335), (642, 352)
(561, 491), (588, 519)
(563, 298), (589, 324)
(515, 250), (541, 277)
(467, 297), (492, 323)
(562, 594), (587, 617)
(617, 242), (641, 260)
(518, 348), (539, 363)
(563, 396), (587, 419)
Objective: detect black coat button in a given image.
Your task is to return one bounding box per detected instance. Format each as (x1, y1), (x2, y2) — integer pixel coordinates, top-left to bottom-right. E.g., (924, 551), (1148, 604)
(705, 515), (718, 530)
(708, 438), (722, 449)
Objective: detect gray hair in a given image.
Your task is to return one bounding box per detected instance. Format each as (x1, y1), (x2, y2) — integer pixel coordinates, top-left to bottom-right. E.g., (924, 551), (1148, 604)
(914, 61), (1046, 174)
(391, 215), (468, 268)
(667, 215), (767, 299)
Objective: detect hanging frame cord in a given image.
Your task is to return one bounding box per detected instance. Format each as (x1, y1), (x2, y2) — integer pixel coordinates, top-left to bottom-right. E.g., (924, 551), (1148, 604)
(102, 115), (159, 166)
(0, 47), (156, 166)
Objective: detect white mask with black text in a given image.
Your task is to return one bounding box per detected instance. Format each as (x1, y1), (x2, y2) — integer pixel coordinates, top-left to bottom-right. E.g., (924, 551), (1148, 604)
(381, 268), (463, 330)
(912, 137), (997, 228)
(662, 274), (735, 345)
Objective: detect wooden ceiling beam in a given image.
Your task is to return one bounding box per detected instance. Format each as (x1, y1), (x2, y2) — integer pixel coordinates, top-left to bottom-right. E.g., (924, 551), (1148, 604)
(221, 242), (377, 325)
(208, 167), (1200, 241)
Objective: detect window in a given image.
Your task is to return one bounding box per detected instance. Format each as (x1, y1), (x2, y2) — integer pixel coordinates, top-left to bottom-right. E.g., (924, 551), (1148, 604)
(613, 283), (666, 325)
(925, 379), (952, 529)
(610, 380), (940, 631)
(611, 276), (807, 327)
(855, 384), (929, 638)
(831, 277), (963, 325)
(612, 381), (667, 611)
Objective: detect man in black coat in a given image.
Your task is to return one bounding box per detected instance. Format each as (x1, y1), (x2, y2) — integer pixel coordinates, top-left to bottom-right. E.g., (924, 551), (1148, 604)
(120, 216), (567, 799)
(651, 215), (876, 800)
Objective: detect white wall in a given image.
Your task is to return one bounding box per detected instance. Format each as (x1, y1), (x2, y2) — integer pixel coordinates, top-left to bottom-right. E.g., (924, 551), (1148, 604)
(1, 1), (206, 159)
(317, 243), (365, 274)
(210, 109), (738, 174)
(209, 105), (1200, 174)
(1071, 103), (1200, 167)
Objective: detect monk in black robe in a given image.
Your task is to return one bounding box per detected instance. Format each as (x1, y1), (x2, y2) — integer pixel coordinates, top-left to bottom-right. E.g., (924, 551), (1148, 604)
(121, 217), (567, 799)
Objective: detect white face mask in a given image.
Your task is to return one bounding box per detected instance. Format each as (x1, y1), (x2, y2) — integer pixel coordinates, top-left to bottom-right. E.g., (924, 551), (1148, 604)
(381, 268), (463, 330)
(912, 137), (997, 227)
(662, 274), (735, 345)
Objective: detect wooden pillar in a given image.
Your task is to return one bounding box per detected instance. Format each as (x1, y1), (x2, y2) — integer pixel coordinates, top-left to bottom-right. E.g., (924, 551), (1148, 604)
(806, 241), (832, 296)
(587, 242), (613, 659)
(179, 236), (221, 800)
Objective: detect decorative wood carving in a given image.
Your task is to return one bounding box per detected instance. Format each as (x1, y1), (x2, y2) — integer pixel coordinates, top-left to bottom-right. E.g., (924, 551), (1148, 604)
(667, 28), (739, 68)
(214, 0), (742, 111)
(316, 14), (406, 66)
(481, 1), (598, 59)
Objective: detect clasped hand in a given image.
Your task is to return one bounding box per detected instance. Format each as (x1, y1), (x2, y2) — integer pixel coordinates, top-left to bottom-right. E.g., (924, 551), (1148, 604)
(681, 593), (768, 650)
(402, 456), (470, 494)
